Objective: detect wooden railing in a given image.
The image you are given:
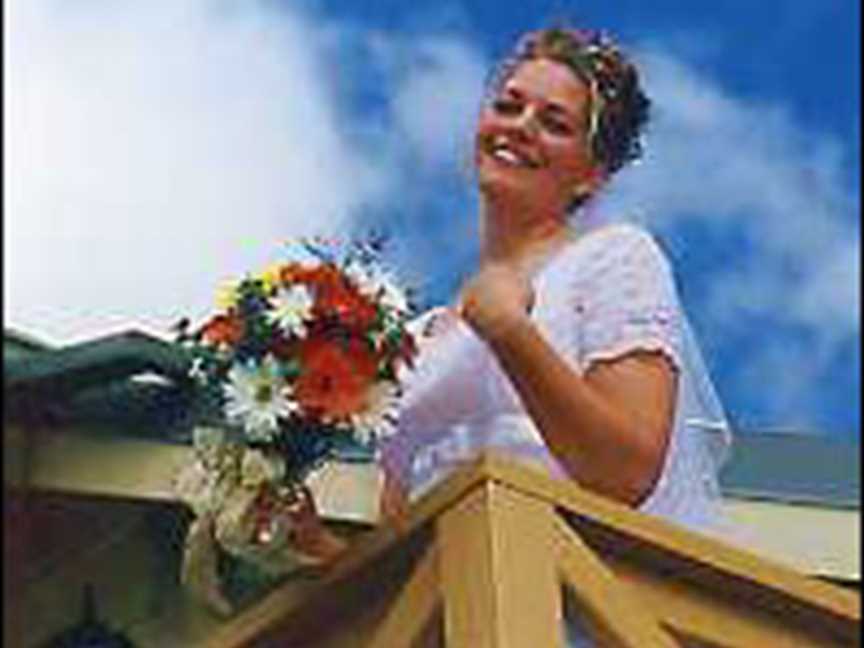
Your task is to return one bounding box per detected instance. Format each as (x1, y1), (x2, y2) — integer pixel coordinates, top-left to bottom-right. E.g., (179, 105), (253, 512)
(204, 452), (860, 647)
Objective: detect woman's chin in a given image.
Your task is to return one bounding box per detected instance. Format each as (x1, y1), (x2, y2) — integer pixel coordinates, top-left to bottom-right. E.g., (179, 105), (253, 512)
(479, 171), (541, 206)
(479, 162), (523, 188)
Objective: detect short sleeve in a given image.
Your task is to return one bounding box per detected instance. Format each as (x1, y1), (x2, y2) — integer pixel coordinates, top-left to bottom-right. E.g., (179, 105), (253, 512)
(571, 225), (683, 373)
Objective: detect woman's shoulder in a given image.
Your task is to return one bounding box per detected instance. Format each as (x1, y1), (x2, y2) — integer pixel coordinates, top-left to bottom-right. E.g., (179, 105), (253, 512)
(561, 221), (671, 279)
(575, 221), (663, 254)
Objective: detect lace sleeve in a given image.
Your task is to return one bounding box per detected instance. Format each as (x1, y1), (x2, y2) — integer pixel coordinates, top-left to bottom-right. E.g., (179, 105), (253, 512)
(573, 225), (684, 373)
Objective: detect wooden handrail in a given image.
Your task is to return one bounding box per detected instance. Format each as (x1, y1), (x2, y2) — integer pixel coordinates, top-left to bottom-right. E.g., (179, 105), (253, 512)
(207, 452), (859, 647)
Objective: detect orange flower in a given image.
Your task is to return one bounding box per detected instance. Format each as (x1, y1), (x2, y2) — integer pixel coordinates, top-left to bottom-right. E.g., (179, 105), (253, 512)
(312, 274), (377, 331)
(294, 336), (378, 421)
(288, 263), (339, 286)
(278, 262), (309, 285)
(282, 262), (377, 331)
(200, 313), (244, 346)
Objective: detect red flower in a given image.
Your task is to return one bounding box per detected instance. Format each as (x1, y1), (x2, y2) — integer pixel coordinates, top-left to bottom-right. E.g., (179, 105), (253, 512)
(288, 263), (338, 286)
(279, 262), (379, 332)
(293, 264), (376, 331)
(279, 262), (310, 285)
(317, 284), (377, 331)
(294, 336), (378, 421)
(200, 313), (244, 346)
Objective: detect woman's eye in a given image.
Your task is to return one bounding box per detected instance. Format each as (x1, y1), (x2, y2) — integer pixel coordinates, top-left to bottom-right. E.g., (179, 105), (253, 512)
(493, 99), (521, 115)
(542, 115), (573, 136)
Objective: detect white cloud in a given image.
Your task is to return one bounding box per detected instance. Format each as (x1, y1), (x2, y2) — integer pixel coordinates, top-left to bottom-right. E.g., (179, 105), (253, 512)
(4, 0), (392, 344)
(4, 1), (490, 346)
(388, 38), (487, 169)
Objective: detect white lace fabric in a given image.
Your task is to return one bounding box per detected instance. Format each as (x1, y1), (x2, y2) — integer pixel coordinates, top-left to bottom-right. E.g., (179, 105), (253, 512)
(379, 222), (731, 534)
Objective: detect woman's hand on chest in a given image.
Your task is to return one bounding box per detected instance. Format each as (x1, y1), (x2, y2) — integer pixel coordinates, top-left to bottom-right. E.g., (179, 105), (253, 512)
(458, 263), (536, 343)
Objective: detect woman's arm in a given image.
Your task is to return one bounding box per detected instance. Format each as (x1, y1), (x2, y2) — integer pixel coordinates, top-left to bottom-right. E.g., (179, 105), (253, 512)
(460, 263), (676, 506)
(289, 486), (350, 564)
(379, 466), (411, 530)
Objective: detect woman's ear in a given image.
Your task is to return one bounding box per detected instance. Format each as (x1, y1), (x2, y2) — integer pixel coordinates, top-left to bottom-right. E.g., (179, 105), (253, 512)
(568, 165), (607, 206)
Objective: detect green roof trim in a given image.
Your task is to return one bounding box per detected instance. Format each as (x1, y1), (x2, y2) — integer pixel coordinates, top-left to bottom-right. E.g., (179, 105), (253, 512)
(4, 327), (52, 352)
(5, 330), (191, 395)
(719, 431), (860, 508)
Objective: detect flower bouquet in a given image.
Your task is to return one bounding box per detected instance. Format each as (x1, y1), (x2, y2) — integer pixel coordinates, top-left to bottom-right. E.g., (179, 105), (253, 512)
(172, 236), (417, 615)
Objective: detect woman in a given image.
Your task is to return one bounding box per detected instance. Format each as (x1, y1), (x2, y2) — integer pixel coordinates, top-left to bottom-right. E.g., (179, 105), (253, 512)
(294, 26), (731, 644)
(377, 27), (731, 534)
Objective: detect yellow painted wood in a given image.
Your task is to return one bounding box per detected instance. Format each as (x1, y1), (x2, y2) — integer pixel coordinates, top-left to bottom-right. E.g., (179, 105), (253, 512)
(553, 516), (678, 648)
(721, 498), (860, 579)
(604, 554), (855, 648)
(17, 441), (857, 647)
(473, 452), (860, 625)
(12, 429), (369, 529)
(15, 424), (860, 583)
(203, 453), (858, 646)
(201, 456), (489, 646)
(366, 544), (440, 648)
(19, 428), (382, 523)
(202, 529), (437, 648)
(27, 429), (186, 501)
(437, 482), (564, 648)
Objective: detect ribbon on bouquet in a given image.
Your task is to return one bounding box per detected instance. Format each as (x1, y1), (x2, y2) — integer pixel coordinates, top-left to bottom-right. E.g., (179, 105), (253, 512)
(174, 427), (325, 616)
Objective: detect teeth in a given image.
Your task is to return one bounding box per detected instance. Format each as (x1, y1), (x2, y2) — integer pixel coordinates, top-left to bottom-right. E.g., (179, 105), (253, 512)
(489, 137), (532, 167)
(493, 148), (522, 165)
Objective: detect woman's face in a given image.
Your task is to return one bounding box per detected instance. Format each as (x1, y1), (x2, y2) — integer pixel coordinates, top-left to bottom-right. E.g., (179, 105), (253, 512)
(475, 57), (598, 214)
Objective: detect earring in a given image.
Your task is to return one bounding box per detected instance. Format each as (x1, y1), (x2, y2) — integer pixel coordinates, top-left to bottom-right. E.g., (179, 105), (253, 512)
(572, 165), (606, 198)
(569, 179), (597, 206)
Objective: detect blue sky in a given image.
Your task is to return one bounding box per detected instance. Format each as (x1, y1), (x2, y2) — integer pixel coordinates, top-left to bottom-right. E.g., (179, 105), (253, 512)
(5, 1), (860, 440)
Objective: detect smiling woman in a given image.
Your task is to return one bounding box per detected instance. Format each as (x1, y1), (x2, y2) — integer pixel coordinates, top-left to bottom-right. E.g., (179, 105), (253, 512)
(311, 25), (732, 647)
(377, 26), (730, 518)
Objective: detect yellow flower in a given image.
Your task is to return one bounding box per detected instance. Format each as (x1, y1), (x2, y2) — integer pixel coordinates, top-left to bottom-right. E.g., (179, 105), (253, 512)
(215, 279), (240, 311)
(259, 263), (285, 294)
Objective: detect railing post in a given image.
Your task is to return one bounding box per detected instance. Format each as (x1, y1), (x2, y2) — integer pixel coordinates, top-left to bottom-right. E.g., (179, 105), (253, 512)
(437, 480), (564, 648)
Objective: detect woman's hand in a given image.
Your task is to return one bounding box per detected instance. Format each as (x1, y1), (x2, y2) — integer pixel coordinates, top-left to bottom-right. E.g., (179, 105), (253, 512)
(379, 469), (410, 533)
(287, 485), (349, 565)
(458, 263), (535, 342)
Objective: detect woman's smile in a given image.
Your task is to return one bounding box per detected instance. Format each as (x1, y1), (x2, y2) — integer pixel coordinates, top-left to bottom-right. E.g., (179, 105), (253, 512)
(483, 134), (541, 168)
(475, 58), (595, 211)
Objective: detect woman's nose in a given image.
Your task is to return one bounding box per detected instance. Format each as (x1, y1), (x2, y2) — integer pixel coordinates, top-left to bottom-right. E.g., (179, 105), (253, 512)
(509, 106), (540, 139)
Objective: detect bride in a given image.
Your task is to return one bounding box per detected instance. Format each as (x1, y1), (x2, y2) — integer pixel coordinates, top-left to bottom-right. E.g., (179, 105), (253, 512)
(295, 25), (731, 645)
(378, 26), (730, 532)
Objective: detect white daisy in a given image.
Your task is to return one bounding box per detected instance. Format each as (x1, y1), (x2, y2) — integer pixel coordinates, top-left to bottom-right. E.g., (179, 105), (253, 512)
(350, 382), (401, 445)
(346, 262), (410, 314)
(223, 356), (297, 441)
(268, 285), (313, 337)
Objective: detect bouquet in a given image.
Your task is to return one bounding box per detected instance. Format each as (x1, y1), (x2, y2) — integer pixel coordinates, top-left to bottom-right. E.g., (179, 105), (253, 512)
(172, 236), (417, 614)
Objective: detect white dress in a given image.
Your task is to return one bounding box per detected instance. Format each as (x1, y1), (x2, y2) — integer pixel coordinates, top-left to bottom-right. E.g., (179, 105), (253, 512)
(378, 222), (731, 646)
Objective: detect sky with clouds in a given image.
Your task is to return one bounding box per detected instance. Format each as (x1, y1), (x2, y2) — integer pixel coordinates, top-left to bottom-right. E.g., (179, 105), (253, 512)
(5, 0), (860, 441)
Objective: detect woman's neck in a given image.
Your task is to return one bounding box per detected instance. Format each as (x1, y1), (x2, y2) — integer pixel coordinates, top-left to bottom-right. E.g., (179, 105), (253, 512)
(480, 198), (574, 272)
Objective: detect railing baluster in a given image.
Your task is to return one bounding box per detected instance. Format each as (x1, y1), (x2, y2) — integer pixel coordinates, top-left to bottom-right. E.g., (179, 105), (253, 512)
(437, 481), (564, 648)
